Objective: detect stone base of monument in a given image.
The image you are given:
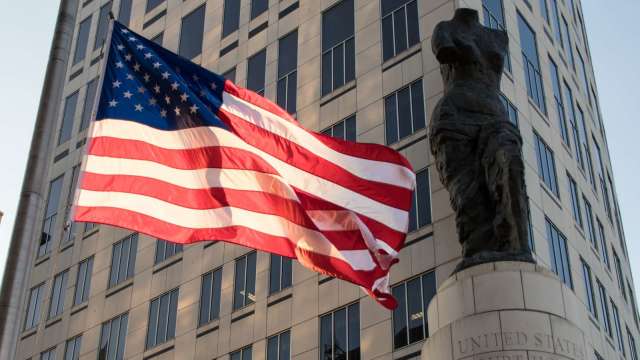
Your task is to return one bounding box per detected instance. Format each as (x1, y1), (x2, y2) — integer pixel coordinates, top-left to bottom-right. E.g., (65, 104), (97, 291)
(421, 261), (589, 360)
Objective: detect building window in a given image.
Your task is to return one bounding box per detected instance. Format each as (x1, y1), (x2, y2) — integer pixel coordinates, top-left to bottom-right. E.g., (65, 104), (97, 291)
(539, 0), (550, 24)
(48, 269), (69, 319)
(247, 49), (267, 95)
(222, 0), (241, 37)
(146, 288), (179, 349)
(545, 217), (572, 288)
(567, 173), (582, 227)
(577, 50), (589, 97)
(231, 346), (252, 360)
(408, 168), (432, 232)
(64, 335), (82, 360)
(223, 67), (236, 82)
(108, 233), (138, 288)
(151, 32), (163, 45)
(384, 79), (426, 144)
(613, 251), (627, 301)
(251, 0), (268, 19)
(500, 94), (519, 127)
(593, 139), (613, 220)
(548, 57), (570, 144)
(595, 351), (604, 360)
(94, 2), (112, 50)
(73, 256), (93, 306)
(233, 251), (257, 310)
(583, 197), (597, 248)
(155, 239), (183, 264)
(179, 5), (205, 59)
(534, 133), (559, 197)
(381, 0), (419, 61)
(23, 283), (45, 331)
(322, 115), (356, 142)
(629, 327), (639, 360)
(481, 0), (511, 71)
(321, 0), (355, 96)
(597, 280), (613, 337)
(59, 91), (79, 145)
(577, 106), (596, 186)
(146, 0), (164, 13)
(80, 78), (98, 132)
(596, 219), (610, 268)
(612, 301), (626, 355)
(118, 0), (133, 26)
(560, 16), (574, 67)
(320, 302), (360, 360)
(39, 176), (64, 258)
(199, 267), (222, 326)
(269, 254), (292, 295)
(277, 31), (298, 114)
(267, 330), (291, 360)
(40, 348), (56, 360)
(99, 313), (128, 360)
(63, 170), (79, 245)
(392, 271), (436, 349)
(580, 259), (597, 318)
(563, 82), (585, 169)
(517, 13), (545, 113)
(550, 0), (562, 45)
(73, 16), (92, 65)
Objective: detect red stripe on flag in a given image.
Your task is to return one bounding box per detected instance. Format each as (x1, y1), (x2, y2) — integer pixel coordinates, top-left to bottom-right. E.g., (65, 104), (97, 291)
(217, 108), (413, 210)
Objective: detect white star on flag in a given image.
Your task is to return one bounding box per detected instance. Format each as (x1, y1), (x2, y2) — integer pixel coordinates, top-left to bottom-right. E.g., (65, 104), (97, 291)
(134, 104), (144, 112)
(160, 109), (167, 117)
(112, 80), (122, 88)
(108, 99), (118, 107)
(123, 91), (133, 99)
(180, 93), (189, 102)
(161, 71), (170, 79)
(170, 82), (179, 91)
(153, 62), (161, 69)
(189, 104), (199, 114)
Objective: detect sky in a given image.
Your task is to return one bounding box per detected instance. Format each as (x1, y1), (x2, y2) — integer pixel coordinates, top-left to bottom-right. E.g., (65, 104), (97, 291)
(0, 1), (638, 292)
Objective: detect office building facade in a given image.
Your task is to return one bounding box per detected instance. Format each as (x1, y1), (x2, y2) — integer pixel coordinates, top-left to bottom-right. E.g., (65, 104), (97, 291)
(4, 0), (639, 359)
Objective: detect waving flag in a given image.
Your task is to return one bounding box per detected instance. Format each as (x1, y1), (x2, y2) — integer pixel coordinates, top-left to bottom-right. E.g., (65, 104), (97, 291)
(74, 21), (415, 309)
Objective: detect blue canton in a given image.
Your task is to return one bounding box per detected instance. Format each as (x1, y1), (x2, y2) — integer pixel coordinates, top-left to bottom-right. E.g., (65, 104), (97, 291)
(96, 21), (228, 130)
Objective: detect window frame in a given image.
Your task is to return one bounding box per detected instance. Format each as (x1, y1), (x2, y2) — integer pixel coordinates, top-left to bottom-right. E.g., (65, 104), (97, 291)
(108, 233), (138, 288)
(269, 254), (292, 295)
(384, 78), (426, 145)
(145, 288), (179, 350)
(98, 312), (129, 360)
(391, 270), (436, 349)
(267, 329), (291, 360)
(64, 334), (83, 360)
(277, 30), (298, 114)
(198, 267), (222, 327)
(534, 133), (559, 197)
(322, 114), (357, 142)
(48, 269), (69, 319)
(233, 251), (257, 310)
(321, 0), (355, 96)
(73, 256), (94, 306)
(380, 0), (420, 62)
(178, 4), (206, 59)
(23, 282), (45, 331)
(319, 302), (360, 360)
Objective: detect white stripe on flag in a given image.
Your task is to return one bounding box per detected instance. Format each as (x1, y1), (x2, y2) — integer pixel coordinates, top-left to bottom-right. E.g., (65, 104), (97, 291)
(90, 120), (409, 232)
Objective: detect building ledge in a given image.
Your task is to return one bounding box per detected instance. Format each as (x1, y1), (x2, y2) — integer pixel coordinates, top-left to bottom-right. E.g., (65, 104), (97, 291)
(143, 340), (174, 360)
(105, 278), (133, 298)
(196, 319), (220, 338)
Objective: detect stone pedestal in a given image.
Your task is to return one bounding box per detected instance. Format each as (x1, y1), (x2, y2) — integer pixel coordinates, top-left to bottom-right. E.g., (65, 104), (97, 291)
(422, 262), (588, 360)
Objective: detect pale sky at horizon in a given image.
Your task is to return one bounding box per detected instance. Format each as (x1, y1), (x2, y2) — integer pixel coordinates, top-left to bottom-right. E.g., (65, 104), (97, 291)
(0, 1), (638, 295)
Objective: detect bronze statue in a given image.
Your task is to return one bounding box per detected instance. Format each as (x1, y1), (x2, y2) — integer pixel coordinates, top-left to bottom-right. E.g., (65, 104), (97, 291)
(429, 8), (535, 271)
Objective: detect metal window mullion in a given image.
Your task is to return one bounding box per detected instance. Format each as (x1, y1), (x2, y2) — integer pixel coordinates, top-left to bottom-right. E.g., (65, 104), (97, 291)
(408, 82), (415, 136)
(243, 256), (248, 306)
(390, 11), (396, 56)
(395, 92), (400, 142)
(346, 307), (350, 360)
(403, 5), (409, 51)
(331, 312), (335, 360)
(404, 283), (410, 344)
(209, 271), (216, 321)
(420, 274), (426, 339)
(342, 41), (346, 85)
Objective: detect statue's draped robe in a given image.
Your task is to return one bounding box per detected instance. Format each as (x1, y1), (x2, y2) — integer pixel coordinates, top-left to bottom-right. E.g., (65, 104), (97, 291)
(429, 9), (534, 270)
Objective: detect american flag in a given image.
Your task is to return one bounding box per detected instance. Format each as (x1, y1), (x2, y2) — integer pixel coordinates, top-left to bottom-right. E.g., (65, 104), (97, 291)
(74, 21), (415, 309)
